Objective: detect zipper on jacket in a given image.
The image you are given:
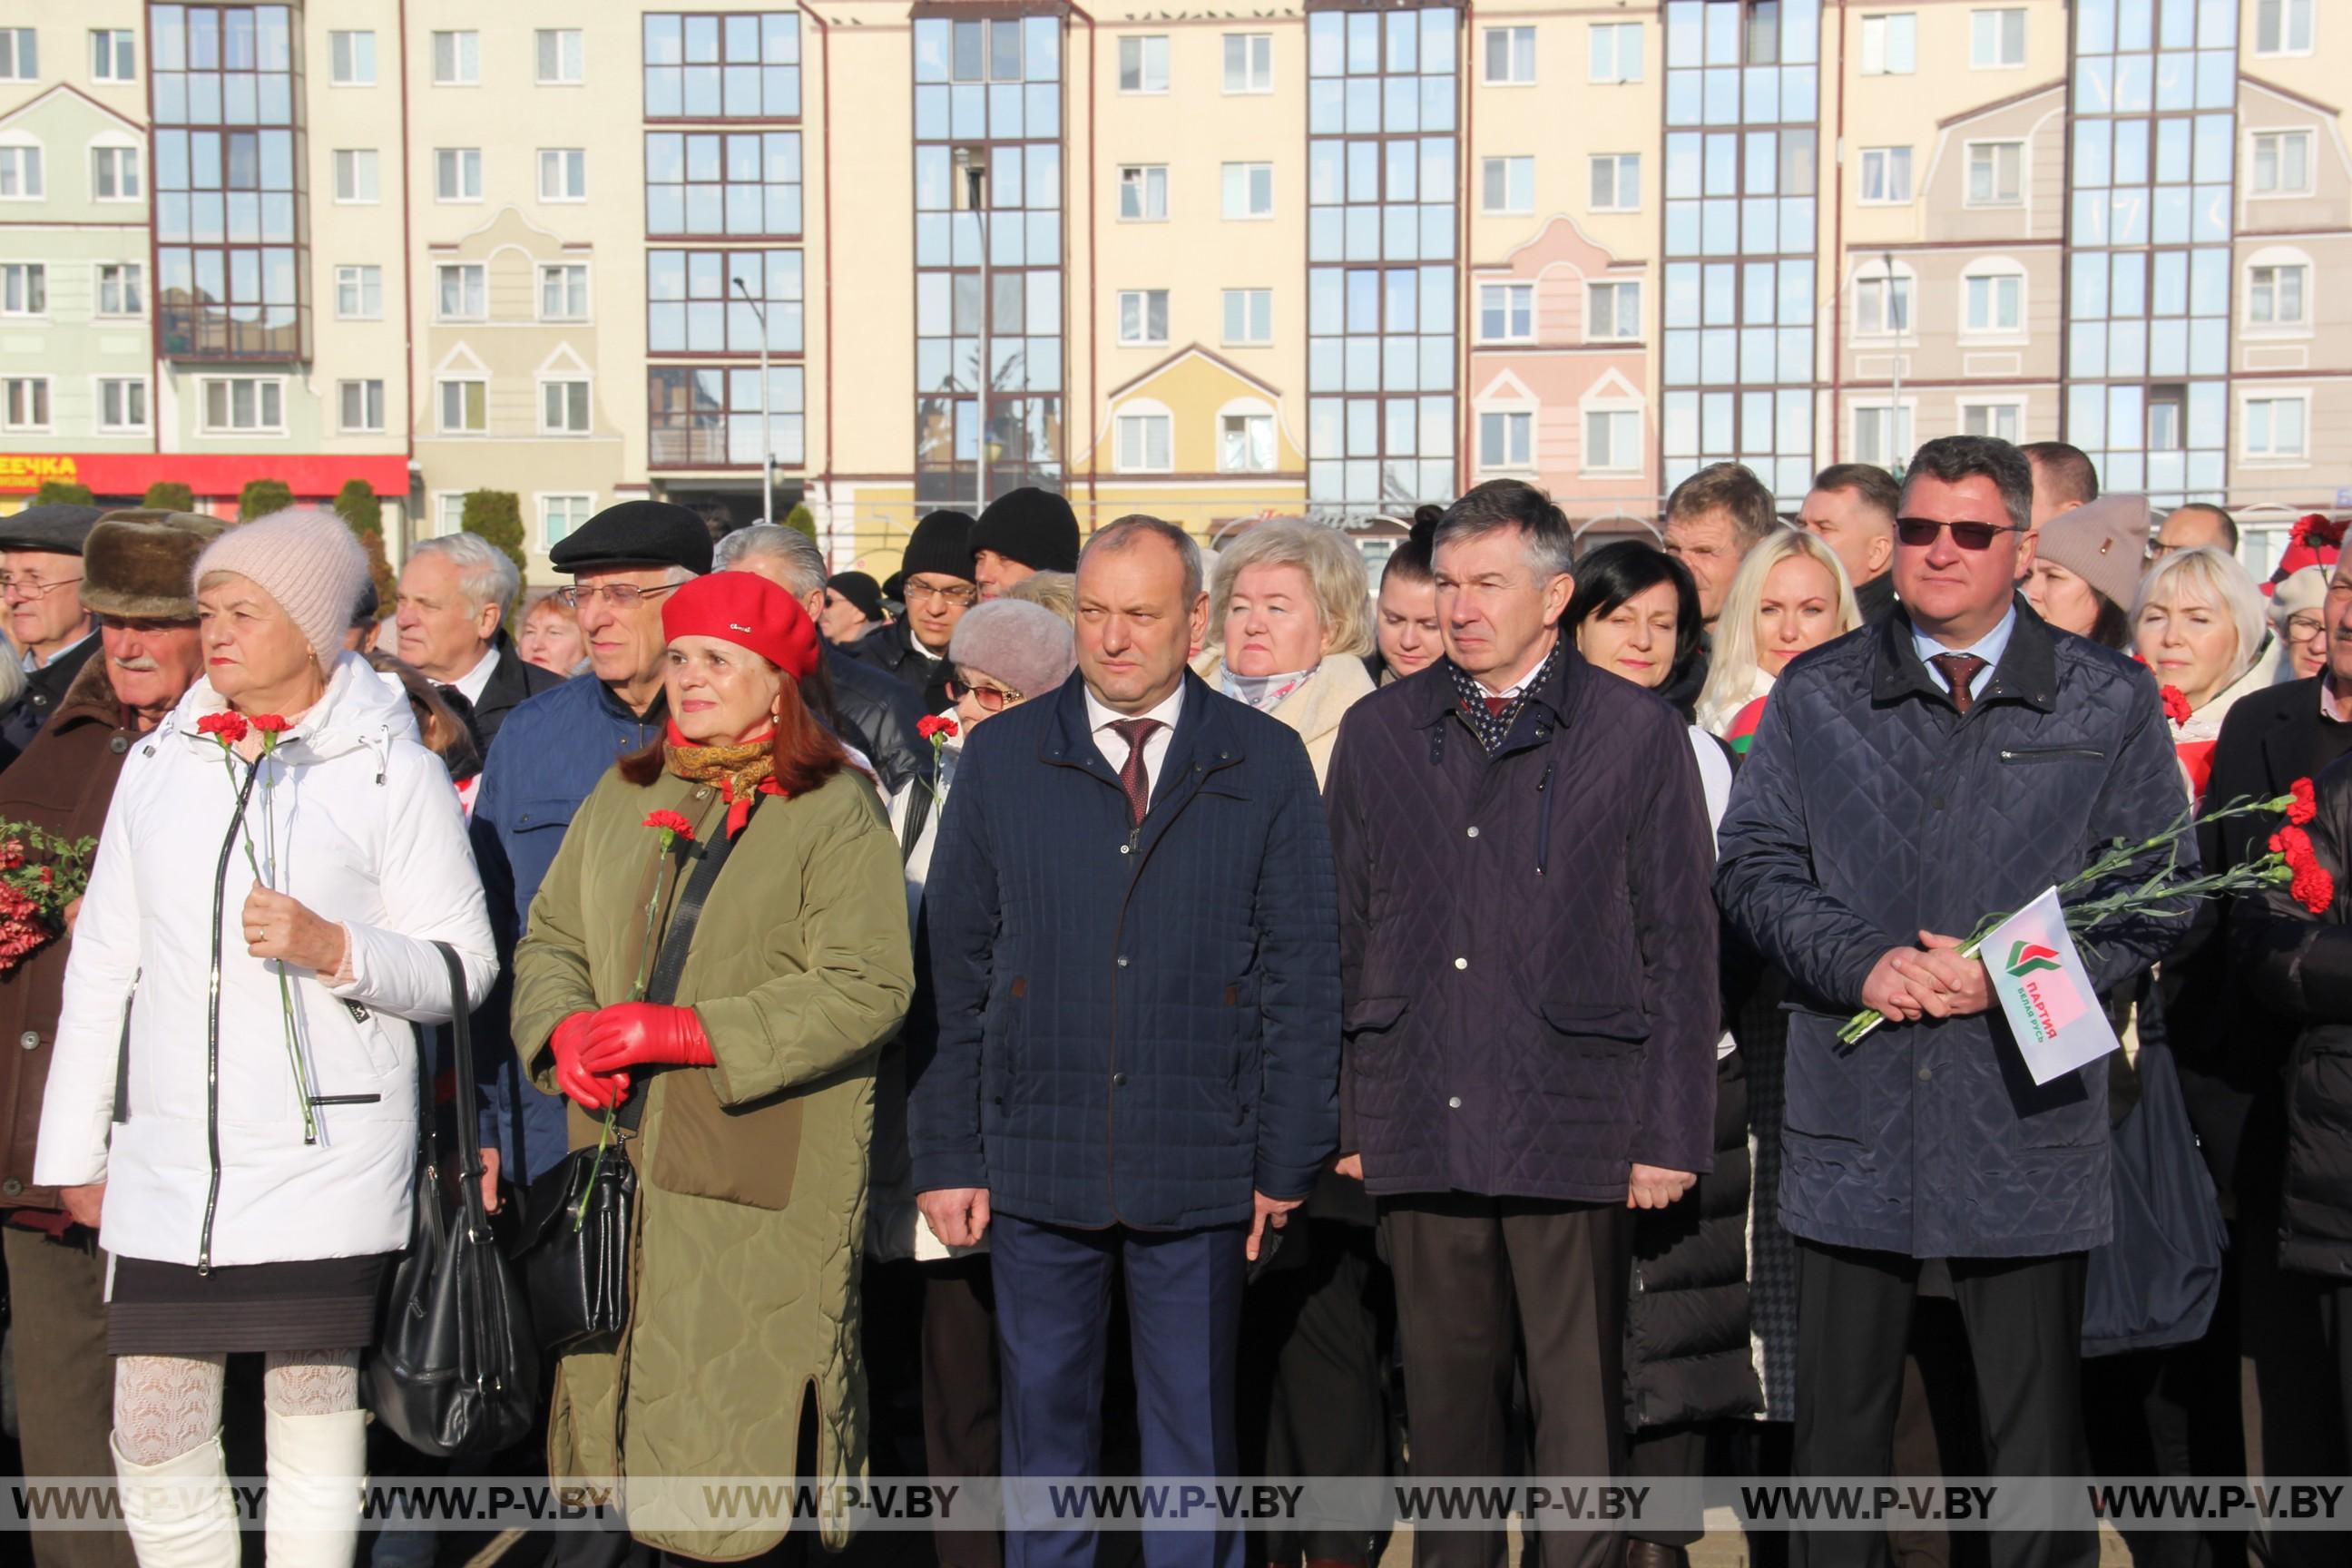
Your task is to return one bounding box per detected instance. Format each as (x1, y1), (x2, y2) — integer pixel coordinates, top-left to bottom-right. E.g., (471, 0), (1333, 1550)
(1534, 756), (1557, 877)
(198, 761), (262, 1275)
(1998, 747), (2105, 763)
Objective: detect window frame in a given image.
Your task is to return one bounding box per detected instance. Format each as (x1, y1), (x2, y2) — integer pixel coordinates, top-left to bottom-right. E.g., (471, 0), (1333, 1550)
(0, 143), (41, 202)
(1859, 13), (1917, 75)
(1118, 34), (1170, 95)
(1587, 22), (1642, 84)
(540, 262), (592, 323)
(2247, 255), (2313, 332)
(1223, 33), (1272, 94)
(539, 377), (593, 436)
(1477, 282), (1535, 344)
(1858, 145), (1914, 205)
(1217, 407), (1278, 474)
(437, 377), (490, 436)
(333, 148), (380, 205)
(1221, 288), (1273, 347)
(1222, 162), (1274, 221)
(329, 30), (377, 88)
(334, 263), (383, 321)
(1851, 399), (1916, 468)
(94, 374), (149, 435)
(432, 30), (482, 88)
(2240, 390), (2312, 463)
(0, 261), (46, 318)
(196, 376), (288, 436)
(1968, 7), (2026, 70)
(1854, 266), (1917, 339)
(1588, 152), (1641, 212)
(1483, 26), (1535, 87)
(536, 29), (586, 86)
(2, 376), (52, 434)
(1114, 407), (1174, 474)
(1116, 288), (1170, 347)
(93, 260), (142, 319)
(1964, 139), (2024, 208)
(91, 29), (136, 83)
(88, 143), (140, 203)
(1475, 407), (1535, 474)
(436, 147), (485, 204)
(435, 262), (488, 322)
(1581, 404), (1643, 476)
(1480, 155), (1535, 216)
(338, 377), (387, 435)
(1959, 260), (2026, 339)
(2255, 0), (2315, 59)
(2250, 129), (2317, 199)
(1586, 279), (1642, 343)
(1956, 397), (2025, 444)
(0, 30), (36, 83)
(1119, 164), (1169, 222)
(538, 148), (588, 204)
(540, 493), (598, 551)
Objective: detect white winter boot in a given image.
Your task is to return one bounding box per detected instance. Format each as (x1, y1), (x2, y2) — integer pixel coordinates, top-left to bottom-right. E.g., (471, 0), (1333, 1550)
(112, 1429), (240, 1568)
(262, 1407), (368, 1568)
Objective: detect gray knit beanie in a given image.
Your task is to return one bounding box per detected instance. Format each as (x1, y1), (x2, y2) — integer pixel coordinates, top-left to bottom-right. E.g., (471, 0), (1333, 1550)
(193, 510), (372, 666)
(948, 599), (1077, 700)
(2035, 493), (2153, 613)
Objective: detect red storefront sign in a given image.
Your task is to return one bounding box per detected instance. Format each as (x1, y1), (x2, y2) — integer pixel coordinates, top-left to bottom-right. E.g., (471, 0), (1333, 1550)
(0, 453), (411, 499)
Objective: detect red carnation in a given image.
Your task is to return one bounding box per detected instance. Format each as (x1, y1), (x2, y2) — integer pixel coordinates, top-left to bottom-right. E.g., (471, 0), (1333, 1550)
(2290, 778), (2319, 827)
(2271, 826), (2314, 860)
(196, 711), (250, 743)
(249, 714), (291, 735)
(2294, 514), (2349, 551)
(0, 841), (23, 871)
(916, 714), (959, 741)
(2161, 685), (2192, 725)
(2297, 859), (2337, 916)
(642, 808), (696, 841)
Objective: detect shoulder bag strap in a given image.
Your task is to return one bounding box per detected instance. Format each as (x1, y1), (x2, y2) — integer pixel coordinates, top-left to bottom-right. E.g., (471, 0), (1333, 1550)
(616, 798), (760, 1132)
(429, 941), (494, 1233)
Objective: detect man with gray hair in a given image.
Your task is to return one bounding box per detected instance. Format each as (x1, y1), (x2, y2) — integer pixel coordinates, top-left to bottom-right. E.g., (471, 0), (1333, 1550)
(396, 531), (561, 756)
(714, 524), (931, 794)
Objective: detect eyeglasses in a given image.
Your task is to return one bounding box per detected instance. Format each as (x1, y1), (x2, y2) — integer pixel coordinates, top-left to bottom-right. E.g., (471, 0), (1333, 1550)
(904, 579), (979, 608)
(1894, 517), (2024, 551)
(2288, 613), (2328, 642)
(946, 671), (1023, 711)
(0, 574), (81, 601)
(552, 582), (681, 611)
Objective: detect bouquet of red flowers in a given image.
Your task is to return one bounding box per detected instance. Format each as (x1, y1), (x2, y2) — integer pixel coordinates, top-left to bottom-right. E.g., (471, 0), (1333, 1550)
(0, 823), (96, 973)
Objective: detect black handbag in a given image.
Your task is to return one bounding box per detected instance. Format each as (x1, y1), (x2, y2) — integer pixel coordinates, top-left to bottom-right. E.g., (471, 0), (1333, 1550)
(516, 807), (750, 1357)
(365, 942), (541, 1457)
(2082, 1037), (2229, 1357)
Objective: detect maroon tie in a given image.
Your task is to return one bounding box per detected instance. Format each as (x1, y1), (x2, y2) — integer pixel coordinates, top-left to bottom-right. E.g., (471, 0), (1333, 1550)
(1111, 718), (1162, 827)
(1484, 695), (1512, 719)
(1929, 652), (1989, 716)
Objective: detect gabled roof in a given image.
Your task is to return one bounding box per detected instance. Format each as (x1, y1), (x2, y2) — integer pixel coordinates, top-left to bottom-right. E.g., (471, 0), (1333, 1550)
(0, 83), (145, 133)
(1106, 344), (1281, 405)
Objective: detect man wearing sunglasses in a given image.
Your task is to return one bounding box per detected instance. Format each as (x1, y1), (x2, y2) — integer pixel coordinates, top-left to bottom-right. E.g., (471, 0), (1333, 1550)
(1717, 436), (2190, 1568)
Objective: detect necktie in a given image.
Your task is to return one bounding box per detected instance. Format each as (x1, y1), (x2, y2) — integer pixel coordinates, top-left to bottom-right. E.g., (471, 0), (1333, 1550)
(1484, 695), (1512, 719)
(1928, 652), (1989, 716)
(1110, 718), (1162, 827)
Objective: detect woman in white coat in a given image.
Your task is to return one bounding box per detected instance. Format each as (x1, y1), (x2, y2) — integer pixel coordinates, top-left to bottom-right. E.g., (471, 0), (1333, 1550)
(34, 510), (496, 1568)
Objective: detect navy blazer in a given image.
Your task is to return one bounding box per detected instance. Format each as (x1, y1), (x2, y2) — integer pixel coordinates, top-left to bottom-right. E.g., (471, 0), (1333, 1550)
(906, 671), (1342, 1230)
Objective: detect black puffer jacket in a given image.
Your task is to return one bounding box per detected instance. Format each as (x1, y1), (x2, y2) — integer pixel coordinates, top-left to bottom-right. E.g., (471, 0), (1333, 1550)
(1625, 1049), (1761, 1429)
(828, 644), (933, 797)
(2237, 754), (2352, 1279)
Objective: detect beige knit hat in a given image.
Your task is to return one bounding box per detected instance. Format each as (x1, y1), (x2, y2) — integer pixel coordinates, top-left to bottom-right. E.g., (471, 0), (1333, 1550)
(193, 509), (371, 665)
(2035, 493), (2153, 612)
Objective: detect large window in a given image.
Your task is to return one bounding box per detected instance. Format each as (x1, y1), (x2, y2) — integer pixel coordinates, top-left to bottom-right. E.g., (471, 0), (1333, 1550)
(329, 31), (375, 86)
(1478, 410), (1533, 470)
(538, 149), (587, 202)
(1306, 5), (1460, 516)
(1854, 403), (1913, 467)
(337, 378), (383, 433)
(1223, 162), (1273, 220)
(439, 378), (487, 435)
(1856, 272), (1912, 336)
(1860, 14), (1916, 74)
(152, 5), (308, 361)
(1585, 408), (1642, 472)
(911, 12), (1064, 505)
(643, 14), (801, 119)
(1859, 146), (1911, 204)
(332, 148), (377, 202)
(91, 145), (141, 201)
(200, 376), (284, 433)
(0, 145), (40, 200)
(432, 31), (479, 85)
(1660, 0), (1821, 499)
(1225, 34), (1272, 93)
(0, 264), (44, 317)
(2249, 260), (2309, 328)
(1119, 36), (1169, 94)
(1220, 411), (1275, 473)
(1970, 8), (2024, 68)
(2243, 394), (2308, 459)
(97, 262), (142, 317)
(1590, 153), (1640, 211)
(0, 31), (35, 81)
(537, 30), (584, 84)
(2063, 0), (2236, 504)
(1484, 27), (1534, 84)
(2252, 131), (2313, 196)
(1966, 142), (2023, 205)
(3, 378), (50, 432)
(647, 250), (802, 351)
(93, 30), (136, 82)
(335, 264), (381, 319)
(542, 380), (592, 435)
(1588, 279), (1641, 340)
(1961, 399), (2022, 441)
(648, 366), (806, 467)
(1588, 23), (1642, 83)
(1118, 289), (1168, 346)
(1964, 268), (2023, 335)
(644, 131), (802, 236)
(1480, 156), (1533, 214)
(1223, 289), (1272, 345)
(98, 377), (149, 432)
(542, 495), (594, 548)
(542, 262), (591, 322)
(436, 147), (482, 202)
(1116, 411), (1172, 473)
(1478, 284), (1534, 343)
(435, 263), (485, 320)
(1119, 165), (1168, 220)
(2257, 0), (2313, 56)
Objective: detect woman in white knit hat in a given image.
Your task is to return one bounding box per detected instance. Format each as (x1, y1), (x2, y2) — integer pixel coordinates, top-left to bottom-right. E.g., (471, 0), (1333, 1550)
(34, 509), (497, 1568)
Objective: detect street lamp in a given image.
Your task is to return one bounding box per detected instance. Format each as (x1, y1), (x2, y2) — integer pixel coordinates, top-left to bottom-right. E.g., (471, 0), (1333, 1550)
(731, 275), (774, 528)
(959, 151), (991, 512)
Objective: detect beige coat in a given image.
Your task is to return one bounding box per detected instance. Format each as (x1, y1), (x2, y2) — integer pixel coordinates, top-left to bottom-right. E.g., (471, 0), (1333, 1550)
(1191, 652), (1377, 786)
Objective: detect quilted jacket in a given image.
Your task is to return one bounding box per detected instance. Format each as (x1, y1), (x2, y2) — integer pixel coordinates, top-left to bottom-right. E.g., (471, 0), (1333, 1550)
(512, 765), (912, 1557)
(905, 671), (1341, 1230)
(1327, 647), (1721, 1200)
(1715, 601), (2192, 1259)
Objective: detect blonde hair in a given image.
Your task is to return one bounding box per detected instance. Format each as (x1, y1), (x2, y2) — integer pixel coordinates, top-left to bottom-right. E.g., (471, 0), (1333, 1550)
(2132, 544), (2268, 681)
(1208, 519), (1373, 661)
(523, 588), (578, 626)
(1698, 527), (1861, 726)
(1002, 569), (1077, 626)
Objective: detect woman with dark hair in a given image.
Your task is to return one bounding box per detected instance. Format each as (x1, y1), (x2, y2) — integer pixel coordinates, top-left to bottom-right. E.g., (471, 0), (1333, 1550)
(1570, 540), (1760, 1568)
(1366, 506), (1442, 685)
(2024, 494), (2150, 652)
(511, 571), (914, 1563)
(1567, 541), (1730, 823)
(367, 651), (483, 789)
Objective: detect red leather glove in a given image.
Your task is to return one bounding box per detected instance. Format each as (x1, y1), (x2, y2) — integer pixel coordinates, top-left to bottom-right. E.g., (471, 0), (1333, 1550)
(575, 1002), (716, 1075)
(550, 1011), (629, 1112)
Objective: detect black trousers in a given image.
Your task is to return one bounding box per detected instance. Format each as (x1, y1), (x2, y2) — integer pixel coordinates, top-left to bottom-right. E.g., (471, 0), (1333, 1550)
(1791, 1242), (2092, 1568)
(923, 1255), (1003, 1568)
(1383, 1195), (1632, 1568)
(1237, 1220), (1392, 1566)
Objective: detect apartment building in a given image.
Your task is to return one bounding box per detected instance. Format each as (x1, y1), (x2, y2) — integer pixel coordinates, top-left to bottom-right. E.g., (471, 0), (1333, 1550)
(0, 0), (2346, 582)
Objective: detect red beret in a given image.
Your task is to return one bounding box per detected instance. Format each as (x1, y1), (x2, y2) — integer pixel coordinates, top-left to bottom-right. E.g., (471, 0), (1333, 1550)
(661, 571), (821, 681)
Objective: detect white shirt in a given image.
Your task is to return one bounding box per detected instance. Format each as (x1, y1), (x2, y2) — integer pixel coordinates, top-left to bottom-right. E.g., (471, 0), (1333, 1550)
(446, 643), (501, 708)
(23, 626), (93, 674)
(1084, 682), (1186, 807)
(1476, 635), (1559, 701)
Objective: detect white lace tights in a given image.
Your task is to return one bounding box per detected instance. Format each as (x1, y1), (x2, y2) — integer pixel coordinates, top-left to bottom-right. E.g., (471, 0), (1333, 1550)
(113, 1351), (359, 1466)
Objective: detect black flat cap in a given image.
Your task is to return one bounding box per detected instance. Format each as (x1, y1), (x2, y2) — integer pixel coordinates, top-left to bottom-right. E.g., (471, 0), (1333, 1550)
(548, 499), (714, 575)
(0, 504), (106, 556)
(827, 571), (884, 622)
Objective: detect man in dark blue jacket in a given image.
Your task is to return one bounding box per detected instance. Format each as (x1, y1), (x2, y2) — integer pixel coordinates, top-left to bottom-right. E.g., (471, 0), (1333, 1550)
(471, 501), (711, 1188)
(1716, 436), (2191, 1568)
(908, 514), (1340, 1568)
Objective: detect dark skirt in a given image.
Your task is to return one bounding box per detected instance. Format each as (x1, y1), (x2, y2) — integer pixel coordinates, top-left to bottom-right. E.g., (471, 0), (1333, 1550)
(107, 1253), (392, 1357)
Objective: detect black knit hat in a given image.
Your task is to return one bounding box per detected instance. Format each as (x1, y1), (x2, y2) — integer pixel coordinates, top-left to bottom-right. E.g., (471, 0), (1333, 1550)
(901, 509), (975, 583)
(827, 571), (884, 622)
(971, 488), (1080, 573)
(548, 499), (713, 575)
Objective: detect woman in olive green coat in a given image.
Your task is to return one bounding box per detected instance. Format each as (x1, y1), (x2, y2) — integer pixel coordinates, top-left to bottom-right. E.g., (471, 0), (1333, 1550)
(512, 571), (914, 1563)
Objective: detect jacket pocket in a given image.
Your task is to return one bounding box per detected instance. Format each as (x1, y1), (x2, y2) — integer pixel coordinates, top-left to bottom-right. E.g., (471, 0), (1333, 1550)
(509, 796), (580, 838)
(1343, 995), (1409, 1082)
(1538, 1000), (1649, 1050)
(1999, 746), (2108, 765)
(649, 1066), (801, 1210)
(984, 975), (1027, 1106)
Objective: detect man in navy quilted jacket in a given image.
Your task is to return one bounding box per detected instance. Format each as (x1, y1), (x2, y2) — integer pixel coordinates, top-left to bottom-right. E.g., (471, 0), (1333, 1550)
(1717, 436), (2191, 1568)
(1326, 480), (1720, 1568)
(908, 514), (1341, 1568)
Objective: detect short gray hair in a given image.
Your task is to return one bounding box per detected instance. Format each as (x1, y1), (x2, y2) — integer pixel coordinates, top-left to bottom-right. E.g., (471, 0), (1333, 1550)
(713, 524), (827, 597)
(1081, 514), (1203, 604)
(410, 531), (521, 620)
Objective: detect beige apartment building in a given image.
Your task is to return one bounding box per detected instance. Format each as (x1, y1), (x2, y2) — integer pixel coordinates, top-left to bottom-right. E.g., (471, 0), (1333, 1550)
(0, 0), (2347, 582)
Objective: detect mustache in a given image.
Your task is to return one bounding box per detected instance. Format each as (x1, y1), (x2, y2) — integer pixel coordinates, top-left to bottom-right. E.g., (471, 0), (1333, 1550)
(109, 655), (161, 672)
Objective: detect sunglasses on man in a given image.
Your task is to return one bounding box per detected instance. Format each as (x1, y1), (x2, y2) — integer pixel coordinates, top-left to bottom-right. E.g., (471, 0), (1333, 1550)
(1895, 517), (2025, 551)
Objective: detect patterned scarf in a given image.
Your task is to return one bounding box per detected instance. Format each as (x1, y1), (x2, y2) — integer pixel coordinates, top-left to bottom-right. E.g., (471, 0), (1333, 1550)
(1220, 666), (1318, 713)
(663, 720), (781, 838)
(1447, 638), (1562, 755)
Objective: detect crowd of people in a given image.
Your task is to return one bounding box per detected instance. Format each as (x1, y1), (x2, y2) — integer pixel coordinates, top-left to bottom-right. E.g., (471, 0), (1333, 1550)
(0, 434), (2349, 1568)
